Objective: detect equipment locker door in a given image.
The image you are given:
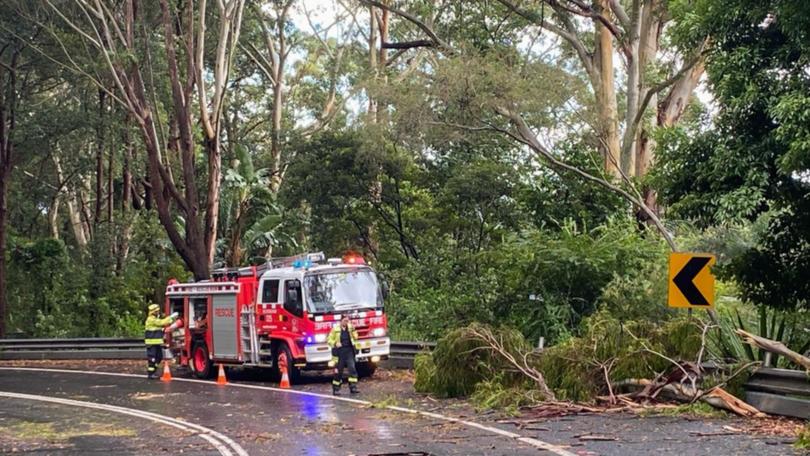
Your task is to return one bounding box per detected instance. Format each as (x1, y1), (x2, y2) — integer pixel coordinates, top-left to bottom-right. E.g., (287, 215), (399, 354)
(211, 293), (239, 360)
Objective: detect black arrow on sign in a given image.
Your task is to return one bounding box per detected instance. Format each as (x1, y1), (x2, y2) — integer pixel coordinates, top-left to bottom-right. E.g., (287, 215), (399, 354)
(673, 257), (711, 305)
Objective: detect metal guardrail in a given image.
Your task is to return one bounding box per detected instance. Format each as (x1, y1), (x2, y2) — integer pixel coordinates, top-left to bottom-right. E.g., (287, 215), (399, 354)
(0, 338), (435, 367)
(744, 367), (810, 420)
(0, 338), (144, 360)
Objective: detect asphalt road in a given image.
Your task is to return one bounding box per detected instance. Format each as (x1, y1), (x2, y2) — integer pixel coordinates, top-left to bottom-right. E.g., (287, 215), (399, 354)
(0, 368), (560, 456)
(0, 366), (803, 456)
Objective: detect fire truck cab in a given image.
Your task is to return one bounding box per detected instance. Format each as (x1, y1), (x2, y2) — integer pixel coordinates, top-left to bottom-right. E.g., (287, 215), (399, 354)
(164, 252), (390, 383)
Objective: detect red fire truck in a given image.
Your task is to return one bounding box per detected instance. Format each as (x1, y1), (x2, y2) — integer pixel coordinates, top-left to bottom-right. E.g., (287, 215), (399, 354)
(163, 252), (390, 383)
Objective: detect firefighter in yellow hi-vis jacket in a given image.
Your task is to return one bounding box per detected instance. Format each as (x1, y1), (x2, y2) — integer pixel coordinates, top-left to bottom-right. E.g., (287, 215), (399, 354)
(144, 304), (177, 379)
(327, 314), (359, 395)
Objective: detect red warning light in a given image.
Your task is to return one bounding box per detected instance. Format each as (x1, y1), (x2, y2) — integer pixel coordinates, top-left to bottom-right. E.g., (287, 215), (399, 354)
(342, 253), (366, 265)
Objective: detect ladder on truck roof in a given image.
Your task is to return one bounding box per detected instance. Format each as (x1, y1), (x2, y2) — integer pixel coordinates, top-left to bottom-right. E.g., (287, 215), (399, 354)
(212, 252), (326, 279)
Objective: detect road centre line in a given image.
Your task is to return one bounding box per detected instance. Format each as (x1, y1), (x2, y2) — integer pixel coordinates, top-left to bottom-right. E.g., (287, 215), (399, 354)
(0, 390), (248, 456)
(0, 367), (576, 456)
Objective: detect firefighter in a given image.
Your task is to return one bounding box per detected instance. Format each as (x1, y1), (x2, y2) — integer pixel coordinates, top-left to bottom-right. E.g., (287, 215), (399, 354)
(327, 314), (359, 395)
(144, 304), (176, 379)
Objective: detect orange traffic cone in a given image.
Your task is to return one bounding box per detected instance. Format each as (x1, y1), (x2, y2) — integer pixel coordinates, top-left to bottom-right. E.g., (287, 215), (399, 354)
(216, 364), (228, 386)
(160, 360), (172, 382)
(279, 357), (291, 389)
(279, 369), (291, 389)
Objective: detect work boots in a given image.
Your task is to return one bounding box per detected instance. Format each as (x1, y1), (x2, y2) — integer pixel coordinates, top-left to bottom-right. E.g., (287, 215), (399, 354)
(349, 384), (359, 394)
(332, 384), (341, 396)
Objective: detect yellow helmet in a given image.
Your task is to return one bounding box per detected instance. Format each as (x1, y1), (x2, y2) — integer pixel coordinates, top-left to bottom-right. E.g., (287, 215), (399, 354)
(147, 304), (160, 314)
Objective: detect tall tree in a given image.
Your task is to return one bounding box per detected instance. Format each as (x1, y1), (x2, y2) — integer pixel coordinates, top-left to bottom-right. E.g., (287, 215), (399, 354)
(0, 3), (54, 336)
(0, 37), (22, 338)
(37, 0), (245, 279)
(241, 0), (355, 194)
(361, 0), (707, 214)
(356, 0), (684, 248)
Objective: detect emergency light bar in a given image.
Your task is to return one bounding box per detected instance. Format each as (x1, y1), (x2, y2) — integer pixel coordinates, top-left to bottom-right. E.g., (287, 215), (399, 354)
(342, 253), (366, 265)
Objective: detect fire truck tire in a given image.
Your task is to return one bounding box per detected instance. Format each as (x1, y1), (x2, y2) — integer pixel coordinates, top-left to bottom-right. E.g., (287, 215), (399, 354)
(357, 361), (377, 378)
(191, 343), (214, 379)
(274, 343), (302, 385)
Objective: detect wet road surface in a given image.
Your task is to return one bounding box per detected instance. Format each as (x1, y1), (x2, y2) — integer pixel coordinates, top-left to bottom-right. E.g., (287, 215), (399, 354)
(0, 366), (802, 456)
(0, 368), (558, 456)
(0, 397), (218, 455)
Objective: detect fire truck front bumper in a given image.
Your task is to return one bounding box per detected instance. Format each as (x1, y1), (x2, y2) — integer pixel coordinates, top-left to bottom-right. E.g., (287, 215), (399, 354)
(304, 337), (391, 364)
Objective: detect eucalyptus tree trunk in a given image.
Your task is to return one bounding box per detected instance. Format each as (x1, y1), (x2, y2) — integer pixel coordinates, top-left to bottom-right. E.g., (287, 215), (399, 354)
(594, 0), (621, 179)
(0, 45), (19, 338)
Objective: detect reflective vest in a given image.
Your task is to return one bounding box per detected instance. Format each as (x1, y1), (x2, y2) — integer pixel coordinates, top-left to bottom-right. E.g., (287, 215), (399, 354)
(144, 314), (172, 345)
(327, 323), (358, 349)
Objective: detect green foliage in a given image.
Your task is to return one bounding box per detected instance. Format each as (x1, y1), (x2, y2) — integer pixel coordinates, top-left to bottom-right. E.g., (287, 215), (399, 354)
(523, 143), (628, 229)
(6, 215), (189, 337)
(796, 424), (810, 450)
(413, 323), (530, 398)
(388, 218), (667, 343)
(415, 315), (703, 405)
(469, 375), (543, 413)
(538, 312), (702, 402)
(729, 205), (810, 311)
(642, 402), (729, 419)
(659, 0), (810, 312)
(599, 258), (673, 322)
(711, 305), (810, 369)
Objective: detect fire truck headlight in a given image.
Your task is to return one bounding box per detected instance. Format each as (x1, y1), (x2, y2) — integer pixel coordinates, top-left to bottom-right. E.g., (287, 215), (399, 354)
(314, 333), (328, 344)
(372, 327), (386, 338)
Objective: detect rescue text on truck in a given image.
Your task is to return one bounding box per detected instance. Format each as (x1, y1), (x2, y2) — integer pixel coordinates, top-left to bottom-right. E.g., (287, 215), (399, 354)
(163, 252), (390, 383)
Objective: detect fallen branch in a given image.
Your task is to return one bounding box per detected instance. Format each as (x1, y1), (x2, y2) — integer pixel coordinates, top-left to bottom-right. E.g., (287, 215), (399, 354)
(736, 329), (810, 371)
(575, 434), (619, 441)
(703, 387), (766, 418)
(465, 326), (556, 401)
(689, 431), (738, 437)
(610, 376), (765, 418)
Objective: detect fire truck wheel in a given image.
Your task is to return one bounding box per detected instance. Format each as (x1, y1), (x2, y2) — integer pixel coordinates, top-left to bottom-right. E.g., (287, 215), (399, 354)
(191, 343), (214, 379)
(357, 361), (377, 378)
(274, 343), (302, 384)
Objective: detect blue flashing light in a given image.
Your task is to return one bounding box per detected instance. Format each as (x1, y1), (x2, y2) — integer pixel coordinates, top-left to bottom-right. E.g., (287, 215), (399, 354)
(293, 259), (313, 269)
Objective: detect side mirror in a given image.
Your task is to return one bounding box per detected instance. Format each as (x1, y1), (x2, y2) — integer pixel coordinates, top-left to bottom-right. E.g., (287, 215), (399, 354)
(287, 288), (299, 304)
(381, 280), (390, 300)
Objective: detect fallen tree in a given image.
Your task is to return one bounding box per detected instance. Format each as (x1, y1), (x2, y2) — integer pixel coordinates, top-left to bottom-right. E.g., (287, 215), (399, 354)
(414, 315), (778, 417)
(736, 329), (810, 371)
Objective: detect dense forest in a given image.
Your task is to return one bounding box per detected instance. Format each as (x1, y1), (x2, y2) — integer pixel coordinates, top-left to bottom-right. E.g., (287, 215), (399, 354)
(0, 0), (807, 369)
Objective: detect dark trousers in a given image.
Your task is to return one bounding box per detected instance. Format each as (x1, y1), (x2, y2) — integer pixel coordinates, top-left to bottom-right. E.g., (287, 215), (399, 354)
(146, 345), (163, 376)
(332, 346), (358, 389)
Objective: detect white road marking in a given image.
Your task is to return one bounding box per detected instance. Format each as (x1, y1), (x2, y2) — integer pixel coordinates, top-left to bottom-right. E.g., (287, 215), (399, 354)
(0, 367), (575, 456)
(0, 389), (248, 456)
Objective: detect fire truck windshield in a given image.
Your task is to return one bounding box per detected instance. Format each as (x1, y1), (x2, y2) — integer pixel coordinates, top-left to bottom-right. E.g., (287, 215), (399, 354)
(303, 270), (382, 314)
